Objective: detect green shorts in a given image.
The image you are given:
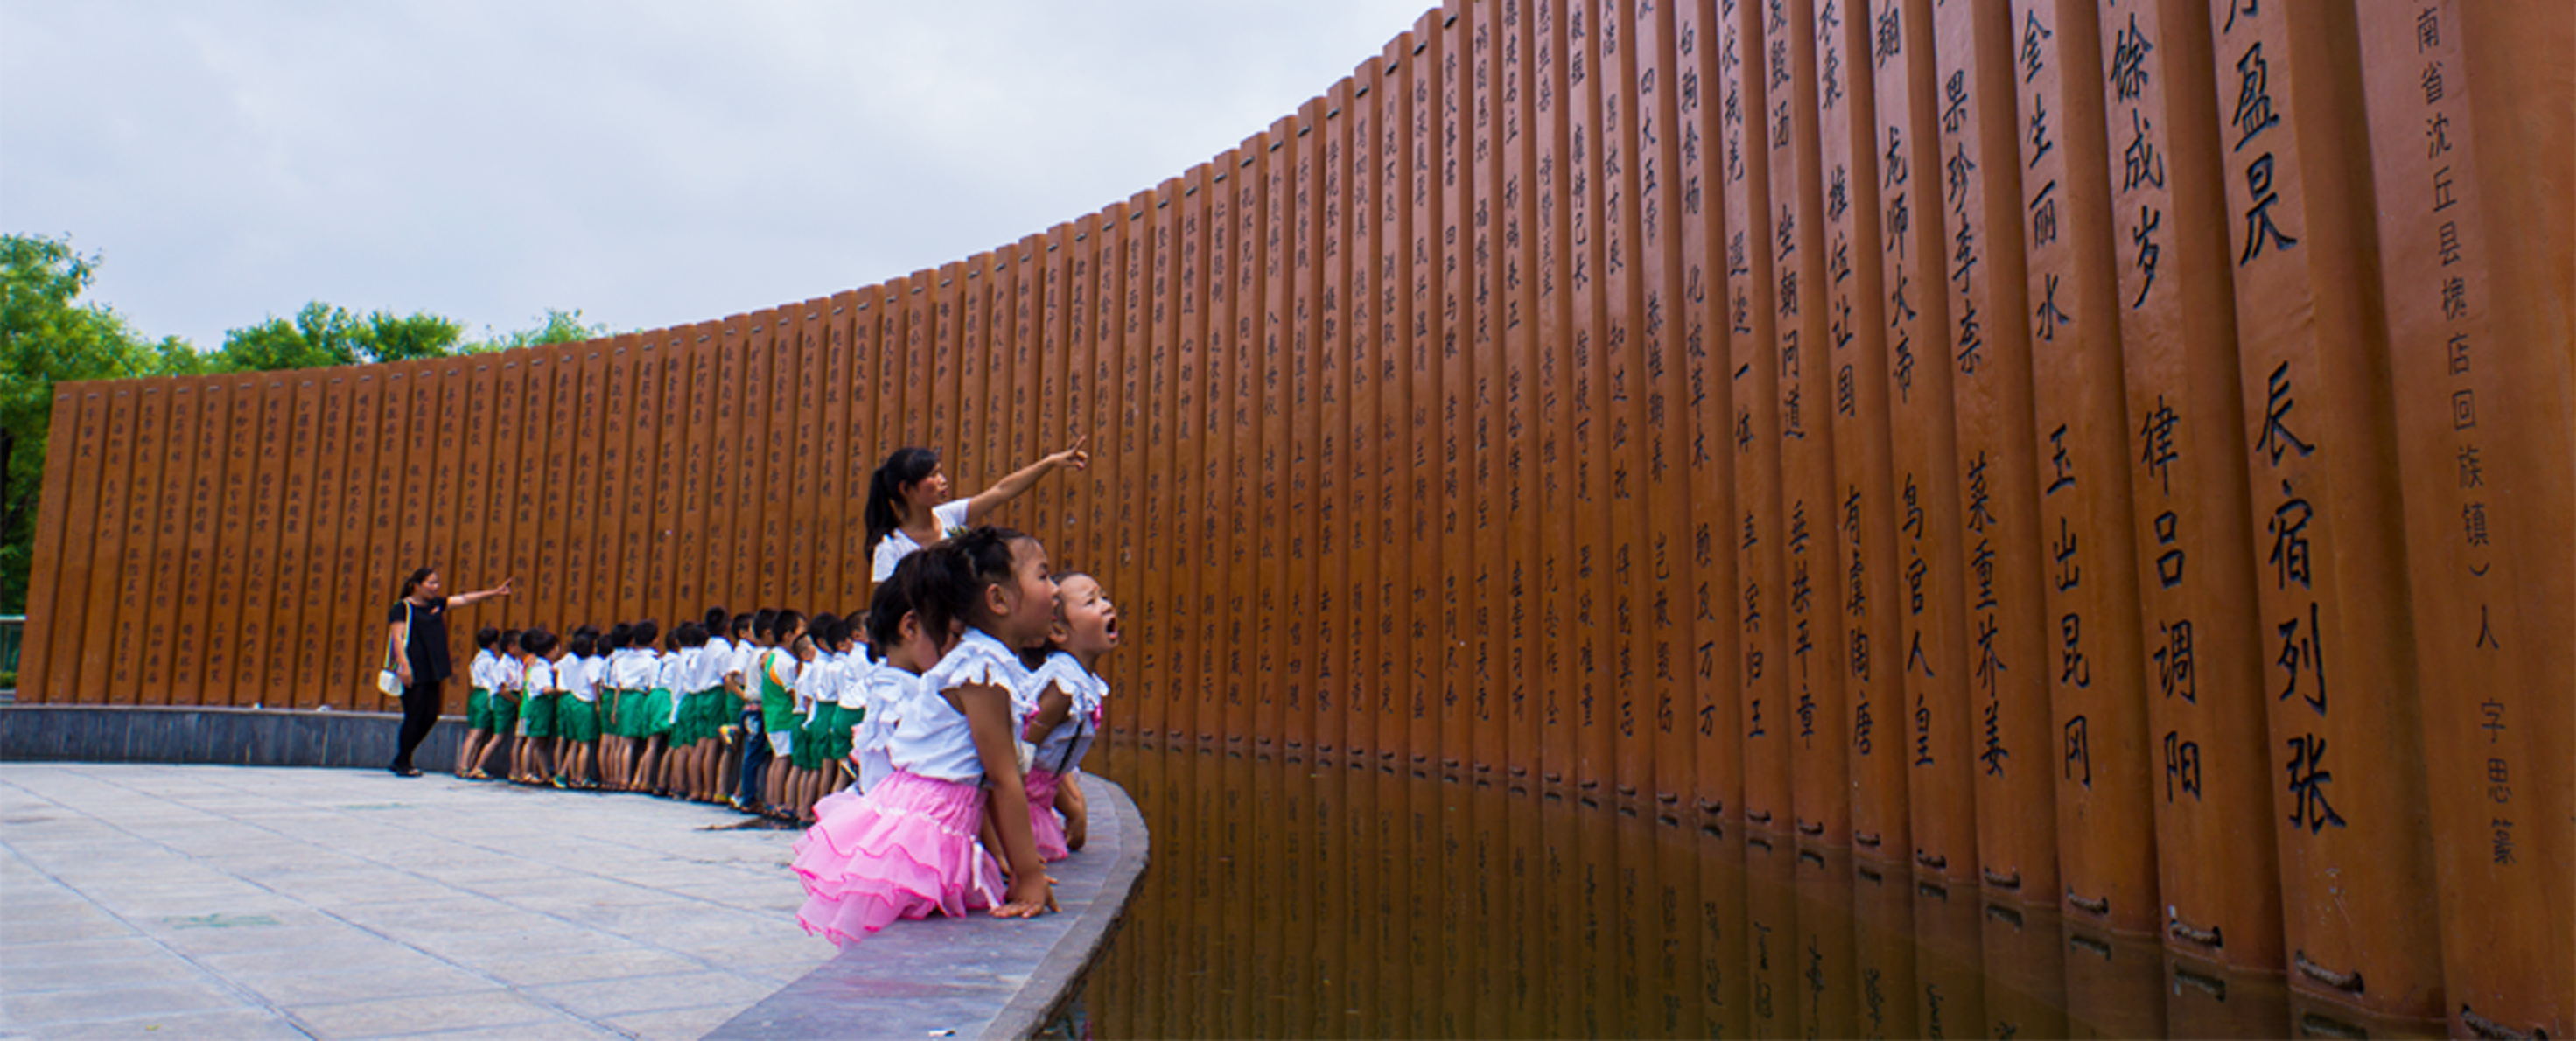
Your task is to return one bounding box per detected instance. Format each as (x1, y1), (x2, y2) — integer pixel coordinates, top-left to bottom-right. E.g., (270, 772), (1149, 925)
(556, 697), (600, 743)
(466, 688), (496, 732)
(617, 689), (653, 738)
(668, 690), (706, 748)
(488, 692), (521, 733)
(519, 693), (556, 738)
(640, 688), (674, 738)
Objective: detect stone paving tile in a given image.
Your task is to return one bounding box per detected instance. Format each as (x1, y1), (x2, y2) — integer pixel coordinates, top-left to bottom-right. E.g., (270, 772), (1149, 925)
(2, 763), (837, 1038)
(525, 971), (780, 1021)
(37, 1008), (313, 1039)
(603, 1003), (750, 1040)
(281, 990), (574, 1038)
(1, 980), (251, 1029)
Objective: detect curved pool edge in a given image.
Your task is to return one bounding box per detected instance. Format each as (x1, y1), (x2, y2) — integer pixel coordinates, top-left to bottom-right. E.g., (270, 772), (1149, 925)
(704, 776), (1151, 1041)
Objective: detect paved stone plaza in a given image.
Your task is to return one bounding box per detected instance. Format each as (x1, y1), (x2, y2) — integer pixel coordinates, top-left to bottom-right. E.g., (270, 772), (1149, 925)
(0, 764), (836, 1038)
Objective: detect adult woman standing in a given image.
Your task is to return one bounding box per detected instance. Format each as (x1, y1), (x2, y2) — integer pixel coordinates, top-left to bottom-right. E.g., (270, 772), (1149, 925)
(383, 567), (513, 776)
(864, 438), (1090, 583)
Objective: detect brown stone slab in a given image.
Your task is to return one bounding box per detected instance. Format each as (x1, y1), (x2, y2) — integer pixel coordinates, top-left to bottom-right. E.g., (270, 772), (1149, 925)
(1719, 0), (1792, 832)
(1818, 0), (1911, 863)
(1928, 0), (2056, 904)
(273, 377), (325, 708)
(2012, 0), (2160, 935)
(1870, 0), (1978, 888)
(2361, 1), (2573, 1032)
(2208, 0), (2440, 1019)
(105, 378), (170, 706)
(19, 388), (82, 702)
(1769, 0), (1853, 847)
(2090, 0), (2284, 975)
(139, 381), (198, 706)
(77, 381), (143, 705)
(1674, 0), (1744, 821)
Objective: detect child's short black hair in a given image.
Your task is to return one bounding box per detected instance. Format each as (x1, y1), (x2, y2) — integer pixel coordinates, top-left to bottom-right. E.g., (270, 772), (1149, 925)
(732, 612), (755, 639)
(675, 621), (705, 649)
(476, 626), (500, 651)
(520, 629), (556, 656)
(925, 526), (1033, 633)
(568, 629), (597, 658)
(751, 608), (779, 640)
(604, 623), (632, 652)
(765, 609), (805, 644)
(631, 619), (660, 651)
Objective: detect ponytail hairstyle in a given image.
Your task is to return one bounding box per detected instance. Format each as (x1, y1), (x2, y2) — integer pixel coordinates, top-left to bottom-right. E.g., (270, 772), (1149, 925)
(630, 619), (659, 651)
(863, 447), (942, 553)
(867, 553), (930, 650)
(765, 608), (807, 645)
(399, 566), (436, 600)
(926, 526), (1031, 634)
(476, 626), (500, 651)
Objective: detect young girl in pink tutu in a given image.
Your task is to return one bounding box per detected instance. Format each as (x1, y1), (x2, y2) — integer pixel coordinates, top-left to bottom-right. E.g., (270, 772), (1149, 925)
(791, 528), (1059, 945)
(1021, 573), (1116, 862)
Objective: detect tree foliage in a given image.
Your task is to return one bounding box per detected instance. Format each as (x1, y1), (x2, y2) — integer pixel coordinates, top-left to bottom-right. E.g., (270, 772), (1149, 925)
(0, 232), (612, 611)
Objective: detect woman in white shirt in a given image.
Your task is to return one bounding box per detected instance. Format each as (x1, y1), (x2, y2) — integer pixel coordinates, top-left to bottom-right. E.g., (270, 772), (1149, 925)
(863, 439), (1092, 583)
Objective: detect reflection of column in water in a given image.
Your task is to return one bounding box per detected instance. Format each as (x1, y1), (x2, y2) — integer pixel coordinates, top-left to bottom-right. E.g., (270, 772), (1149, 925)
(1655, 810), (1705, 1037)
(1698, 814), (1753, 1037)
(1795, 842), (1859, 1039)
(1851, 863), (1921, 1038)
(1577, 783), (1621, 1035)
(1616, 787), (1659, 1037)
(2160, 950), (2290, 1038)
(2062, 923), (2166, 1037)
(1743, 835), (1799, 1036)
(1978, 900), (2068, 1038)
(1532, 786), (1572, 1035)
(1910, 879), (1987, 1039)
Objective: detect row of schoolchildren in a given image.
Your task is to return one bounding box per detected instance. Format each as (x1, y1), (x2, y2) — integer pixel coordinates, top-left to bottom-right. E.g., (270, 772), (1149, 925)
(434, 522), (1117, 937)
(447, 605), (882, 823)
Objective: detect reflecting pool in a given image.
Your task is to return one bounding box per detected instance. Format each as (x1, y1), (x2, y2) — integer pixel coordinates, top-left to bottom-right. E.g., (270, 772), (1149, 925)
(1074, 740), (2431, 1038)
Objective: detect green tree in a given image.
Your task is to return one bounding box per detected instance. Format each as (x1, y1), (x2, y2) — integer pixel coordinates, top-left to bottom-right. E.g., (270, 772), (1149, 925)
(466, 308), (608, 353)
(215, 302), (465, 370)
(0, 234), (190, 611)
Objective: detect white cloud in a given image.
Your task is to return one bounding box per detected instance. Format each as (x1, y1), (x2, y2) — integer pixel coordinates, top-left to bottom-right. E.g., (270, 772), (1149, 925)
(0, 0), (1432, 348)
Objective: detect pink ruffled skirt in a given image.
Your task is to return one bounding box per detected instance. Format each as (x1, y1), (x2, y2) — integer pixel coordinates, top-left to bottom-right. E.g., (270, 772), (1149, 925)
(791, 770), (1005, 946)
(1025, 769), (1069, 863)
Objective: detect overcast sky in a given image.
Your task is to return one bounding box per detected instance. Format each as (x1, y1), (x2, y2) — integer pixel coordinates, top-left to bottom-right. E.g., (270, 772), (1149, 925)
(2, 0), (1432, 350)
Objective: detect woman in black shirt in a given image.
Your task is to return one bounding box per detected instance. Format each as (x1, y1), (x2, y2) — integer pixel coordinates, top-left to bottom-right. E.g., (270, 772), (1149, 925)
(385, 566), (513, 776)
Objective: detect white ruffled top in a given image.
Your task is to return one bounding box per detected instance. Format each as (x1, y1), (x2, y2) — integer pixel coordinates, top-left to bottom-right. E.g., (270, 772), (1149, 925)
(1025, 651), (1108, 777)
(889, 628), (1034, 783)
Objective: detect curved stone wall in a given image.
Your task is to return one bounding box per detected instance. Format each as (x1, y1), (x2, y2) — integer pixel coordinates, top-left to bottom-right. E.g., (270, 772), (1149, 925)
(22, 0), (2571, 1030)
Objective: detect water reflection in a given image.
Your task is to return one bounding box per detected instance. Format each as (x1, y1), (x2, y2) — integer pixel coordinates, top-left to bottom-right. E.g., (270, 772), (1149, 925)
(1084, 740), (2356, 1038)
